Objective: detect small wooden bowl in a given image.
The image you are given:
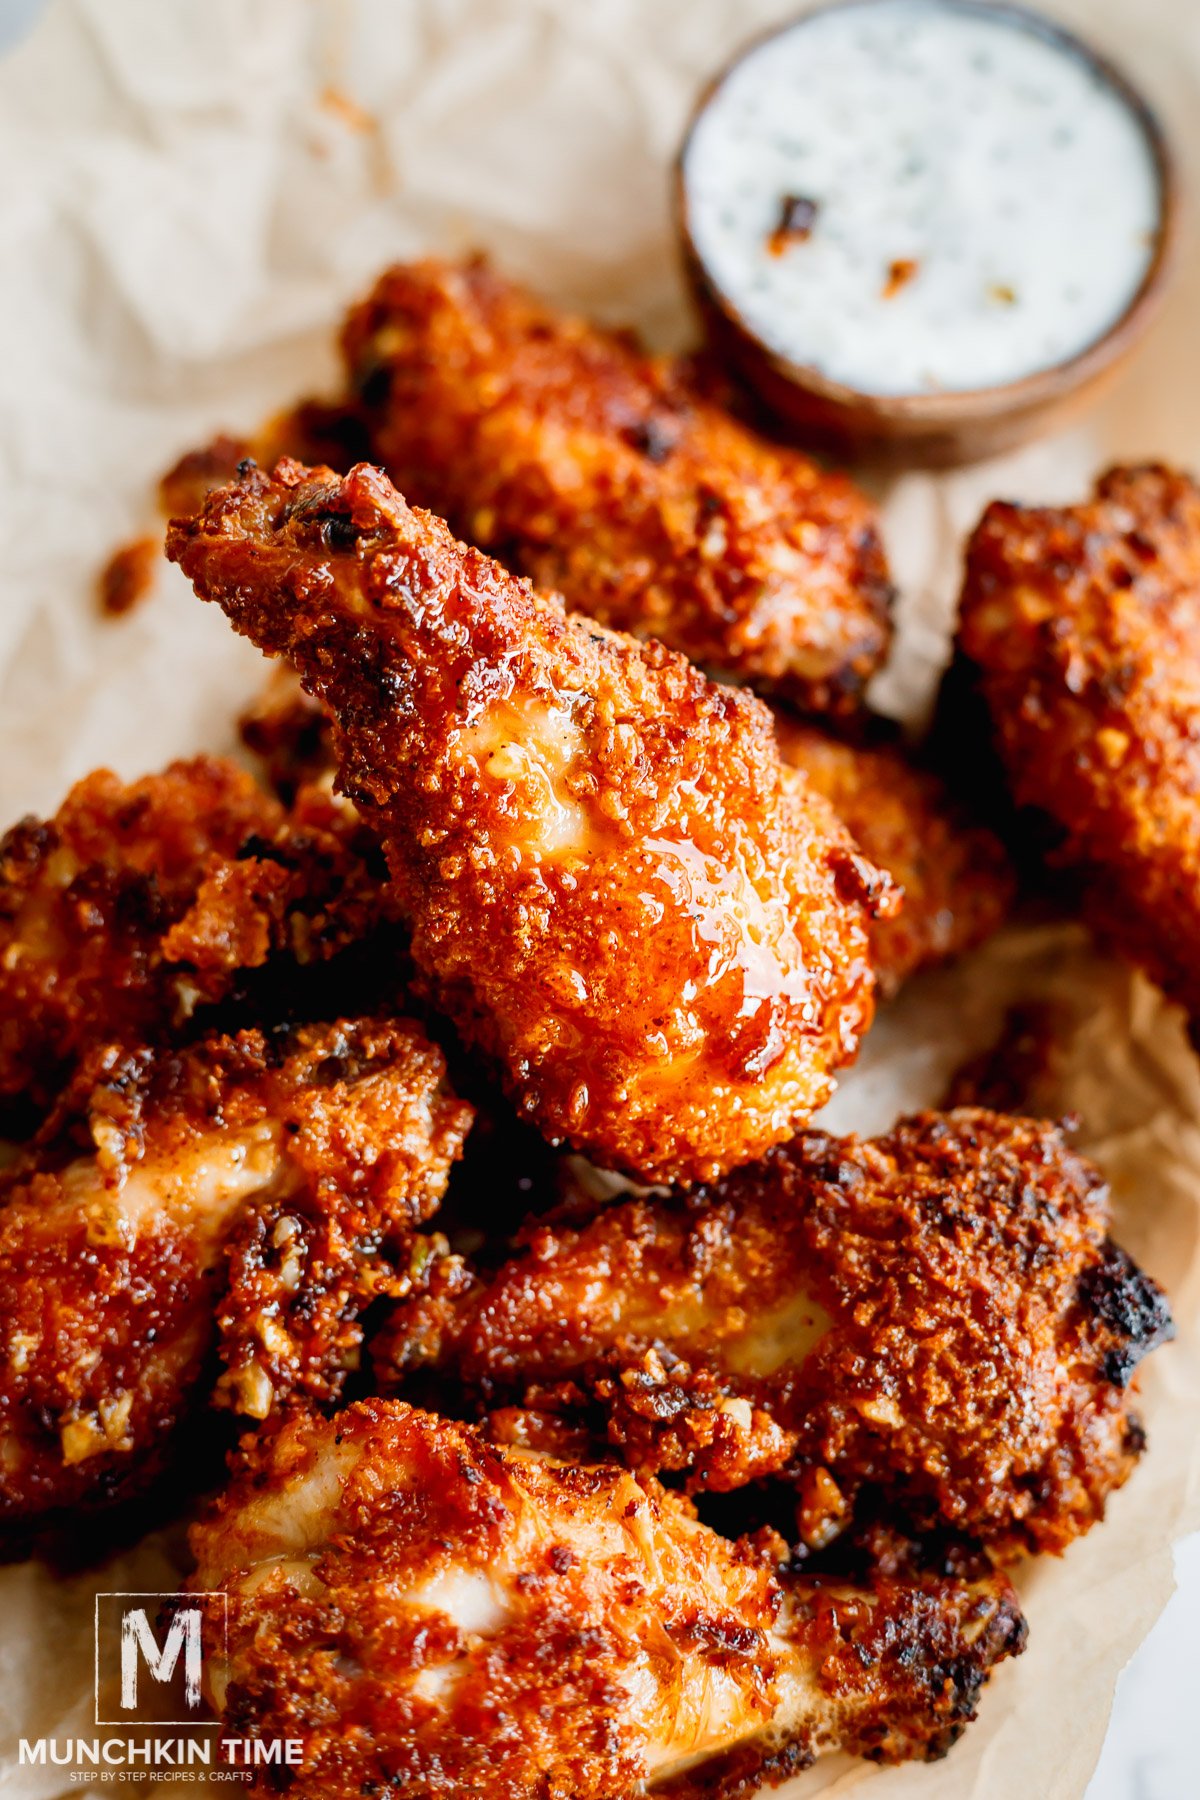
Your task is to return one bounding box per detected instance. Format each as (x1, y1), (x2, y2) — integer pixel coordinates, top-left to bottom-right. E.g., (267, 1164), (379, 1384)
(676, 1), (1179, 468)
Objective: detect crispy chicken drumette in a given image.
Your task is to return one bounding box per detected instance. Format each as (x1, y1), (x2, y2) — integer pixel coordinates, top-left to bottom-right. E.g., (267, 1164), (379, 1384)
(772, 715), (1014, 997)
(167, 459), (890, 1184)
(376, 1109), (1170, 1556)
(0, 756), (393, 1121)
(336, 257), (893, 717)
(0, 1019), (470, 1526)
(236, 677), (1013, 1003)
(958, 464), (1200, 1030)
(190, 1399), (1025, 1800)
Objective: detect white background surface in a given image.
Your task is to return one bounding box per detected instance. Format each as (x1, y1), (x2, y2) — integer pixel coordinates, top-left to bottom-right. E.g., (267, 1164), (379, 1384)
(1087, 1537), (1200, 1799)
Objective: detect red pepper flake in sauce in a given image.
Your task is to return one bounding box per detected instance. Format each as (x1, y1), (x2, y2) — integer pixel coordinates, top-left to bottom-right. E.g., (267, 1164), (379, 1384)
(882, 257), (920, 300)
(684, 1), (1161, 394)
(767, 193), (820, 256)
(98, 535), (160, 618)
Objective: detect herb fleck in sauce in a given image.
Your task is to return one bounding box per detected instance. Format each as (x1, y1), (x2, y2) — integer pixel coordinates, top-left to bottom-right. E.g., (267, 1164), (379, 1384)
(684, 0), (1161, 395)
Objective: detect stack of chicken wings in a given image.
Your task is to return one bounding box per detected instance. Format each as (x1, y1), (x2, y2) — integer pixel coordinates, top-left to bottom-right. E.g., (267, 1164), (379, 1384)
(0, 261), (1181, 1800)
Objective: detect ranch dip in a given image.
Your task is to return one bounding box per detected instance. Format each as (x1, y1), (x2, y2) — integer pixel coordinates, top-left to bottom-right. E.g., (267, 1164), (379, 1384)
(682, 0), (1162, 396)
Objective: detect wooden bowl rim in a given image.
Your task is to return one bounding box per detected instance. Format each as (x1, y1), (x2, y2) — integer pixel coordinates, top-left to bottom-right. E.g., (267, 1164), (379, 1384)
(675, 0), (1180, 428)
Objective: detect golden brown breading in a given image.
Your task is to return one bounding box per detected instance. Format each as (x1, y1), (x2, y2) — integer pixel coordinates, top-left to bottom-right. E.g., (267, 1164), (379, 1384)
(157, 402), (370, 527)
(772, 714), (1015, 997)
(957, 464), (1200, 1028)
(339, 257), (893, 716)
(236, 685), (1014, 1001)
(376, 1109), (1169, 1557)
(167, 459), (891, 1184)
(0, 1020), (470, 1526)
(0, 758), (395, 1120)
(160, 433), (255, 525)
(189, 1399), (1025, 1799)
(0, 758), (275, 1113)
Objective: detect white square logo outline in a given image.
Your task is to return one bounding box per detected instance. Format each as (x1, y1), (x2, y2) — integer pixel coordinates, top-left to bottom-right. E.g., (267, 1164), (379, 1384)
(94, 1590), (228, 1726)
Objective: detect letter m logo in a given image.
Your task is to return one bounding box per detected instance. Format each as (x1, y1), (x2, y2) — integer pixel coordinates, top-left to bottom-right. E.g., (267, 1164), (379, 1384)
(95, 1592), (227, 1725)
(121, 1606), (201, 1710)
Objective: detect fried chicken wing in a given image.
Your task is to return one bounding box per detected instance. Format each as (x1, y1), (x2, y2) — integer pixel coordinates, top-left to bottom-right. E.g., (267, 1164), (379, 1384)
(158, 402), (370, 529)
(957, 464), (1200, 1028)
(190, 1399), (1025, 1798)
(235, 681), (1013, 1003)
(0, 757), (396, 1121)
(376, 1109), (1169, 1556)
(772, 715), (1014, 997)
(337, 257), (893, 716)
(0, 1019), (469, 1525)
(167, 459), (889, 1184)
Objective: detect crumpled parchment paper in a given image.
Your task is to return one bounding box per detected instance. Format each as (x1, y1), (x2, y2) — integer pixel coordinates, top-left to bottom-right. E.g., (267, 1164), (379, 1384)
(1, 3), (1199, 1797)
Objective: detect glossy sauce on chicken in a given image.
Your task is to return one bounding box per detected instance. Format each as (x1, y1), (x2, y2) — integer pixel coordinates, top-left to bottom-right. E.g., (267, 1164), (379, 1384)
(168, 459), (892, 1183)
(190, 1400), (1027, 1798)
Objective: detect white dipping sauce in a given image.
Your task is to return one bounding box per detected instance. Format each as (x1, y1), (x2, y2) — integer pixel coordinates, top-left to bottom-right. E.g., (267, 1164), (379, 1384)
(683, 0), (1162, 395)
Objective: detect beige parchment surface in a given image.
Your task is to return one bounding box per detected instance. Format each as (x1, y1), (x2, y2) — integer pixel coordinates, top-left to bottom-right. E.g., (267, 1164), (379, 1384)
(1, 3), (1199, 1797)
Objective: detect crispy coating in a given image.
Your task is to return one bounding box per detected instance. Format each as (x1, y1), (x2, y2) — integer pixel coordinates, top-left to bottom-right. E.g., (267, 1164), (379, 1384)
(0, 1020), (470, 1525)
(0, 757), (396, 1120)
(189, 1399), (1025, 1798)
(338, 257), (893, 715)
(160, 433), (257, 525)
(958, 464), (1200, 1028)
(236, 684), (1013, 1001)
(158, 402), (371, 528)
(376, 1109), (1170, 1556)
(772, 714), (1015, 997)
(167, 459), (890, 1184)
(0, 758), (275, 1112)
